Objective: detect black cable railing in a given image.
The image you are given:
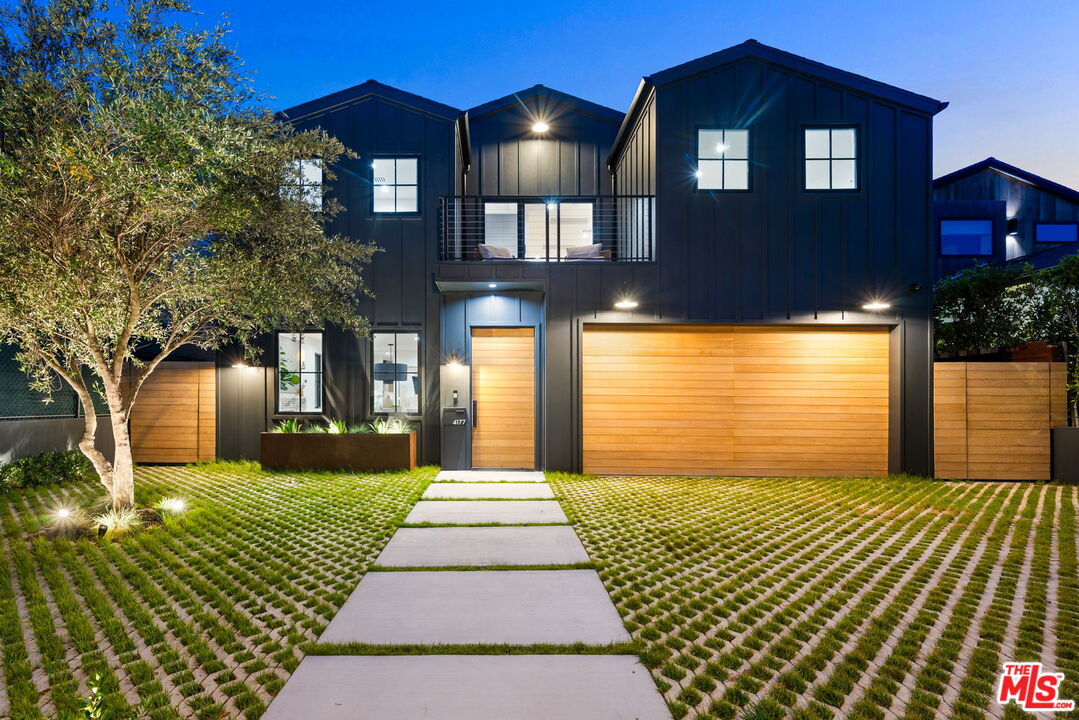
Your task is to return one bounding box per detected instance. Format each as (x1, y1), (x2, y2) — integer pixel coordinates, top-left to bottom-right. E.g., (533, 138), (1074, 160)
(439, 195), (655, 262)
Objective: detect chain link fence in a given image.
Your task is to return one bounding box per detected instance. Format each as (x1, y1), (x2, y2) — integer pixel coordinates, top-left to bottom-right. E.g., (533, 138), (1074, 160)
(0, 344), (108, 420)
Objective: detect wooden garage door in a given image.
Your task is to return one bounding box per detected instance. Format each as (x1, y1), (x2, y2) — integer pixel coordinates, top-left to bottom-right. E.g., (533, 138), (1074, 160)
(582, 325), (889, 477)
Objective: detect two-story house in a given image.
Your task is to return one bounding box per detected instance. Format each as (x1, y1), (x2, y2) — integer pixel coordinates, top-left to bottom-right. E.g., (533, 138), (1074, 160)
(0, 40), (947, 478)
(216, 39), (943, 479)
(933, 157), (1079, 279)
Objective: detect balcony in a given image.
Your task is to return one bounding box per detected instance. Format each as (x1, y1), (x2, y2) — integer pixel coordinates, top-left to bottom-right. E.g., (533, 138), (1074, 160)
(439, 196), (655, 263)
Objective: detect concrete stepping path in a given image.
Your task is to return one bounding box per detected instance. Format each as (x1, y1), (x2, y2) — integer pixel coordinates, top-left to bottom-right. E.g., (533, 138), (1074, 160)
(265, 469), (671, 719)
(376, 526), (590, 567)
(435, 469), (547, 482)
(405, 499), (568, 524)
(263, 655), (671, 720)
(423, 482), (555, 499)
(319, 570), (630, 645)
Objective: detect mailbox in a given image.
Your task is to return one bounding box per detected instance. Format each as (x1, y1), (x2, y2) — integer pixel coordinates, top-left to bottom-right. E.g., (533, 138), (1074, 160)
(440, 407), (469, 470)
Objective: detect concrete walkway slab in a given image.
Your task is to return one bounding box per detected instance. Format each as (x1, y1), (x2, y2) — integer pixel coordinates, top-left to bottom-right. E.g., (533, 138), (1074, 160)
(262, 655), (672, 720)
(405, 500), (568, 525)
(318, 570), (630, 645)
(376, 526), (590, 567)
(435, 470), (547, 482)
(423, 482), (555, 499)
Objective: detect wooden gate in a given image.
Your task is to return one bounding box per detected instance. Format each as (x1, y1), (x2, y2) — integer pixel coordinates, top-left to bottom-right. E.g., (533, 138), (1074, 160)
(934, 362), (1066, 480)
(129, 361), (216, 464)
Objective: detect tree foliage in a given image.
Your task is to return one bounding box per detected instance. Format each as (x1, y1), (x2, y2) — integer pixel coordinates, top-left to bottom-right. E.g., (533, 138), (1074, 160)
(0, 0), (375, 505)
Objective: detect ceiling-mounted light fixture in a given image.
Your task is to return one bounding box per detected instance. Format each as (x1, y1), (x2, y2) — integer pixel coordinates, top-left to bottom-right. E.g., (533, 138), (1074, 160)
(614, 298), (639, 310)
(862, 300), (891, 311)
(532, 121), (550, 133)
(488, 283), (497, 288)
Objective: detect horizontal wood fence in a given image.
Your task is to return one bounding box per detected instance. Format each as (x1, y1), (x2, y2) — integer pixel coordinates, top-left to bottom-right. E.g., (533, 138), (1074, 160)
(934, 362), (1066, 480)
(129, 362), (216, 464)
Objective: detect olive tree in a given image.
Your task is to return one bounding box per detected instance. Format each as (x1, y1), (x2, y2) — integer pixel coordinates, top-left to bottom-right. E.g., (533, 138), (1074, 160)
(0, 0), (374, 506)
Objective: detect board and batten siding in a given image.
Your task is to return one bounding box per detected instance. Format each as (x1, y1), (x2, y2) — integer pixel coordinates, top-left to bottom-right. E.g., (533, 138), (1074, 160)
(934, 362), (1066, 480)
(129, 361), (216, 464)
(582, 324), (890, 477)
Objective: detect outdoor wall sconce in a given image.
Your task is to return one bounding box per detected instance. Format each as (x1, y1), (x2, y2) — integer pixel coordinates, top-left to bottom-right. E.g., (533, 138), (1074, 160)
(862, 300), (891, 311)
(532, 121), (550, 133)
(614, 297), (639, 310)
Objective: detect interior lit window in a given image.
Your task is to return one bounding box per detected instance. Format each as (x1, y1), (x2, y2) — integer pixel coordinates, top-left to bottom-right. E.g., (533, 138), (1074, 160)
(804, 128), (857, 190)
(372, 157), (418, 213)
(1036, 223), (1079, 244)
(940, 219), (993, 256)
(283, 159), (322, 210)
(697, 129), (749, 190)
(484, 203), (519, 256)
(277, 332), (323, 413)
(373, 331), (420, 414)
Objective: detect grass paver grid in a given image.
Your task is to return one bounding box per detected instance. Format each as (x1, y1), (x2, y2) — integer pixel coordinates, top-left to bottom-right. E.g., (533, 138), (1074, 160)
(550, 474), (1077, 720)
(1, 467), (1074, 720)
(0, 462), (434, 720)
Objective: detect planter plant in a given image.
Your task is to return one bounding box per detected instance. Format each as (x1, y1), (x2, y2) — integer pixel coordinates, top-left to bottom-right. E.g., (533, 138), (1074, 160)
(261, 419), (417, 472)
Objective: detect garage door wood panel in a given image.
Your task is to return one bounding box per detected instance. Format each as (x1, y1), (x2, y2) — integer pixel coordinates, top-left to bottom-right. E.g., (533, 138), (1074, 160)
(472, 327), (535, 469)
(583, 325), (889, 477)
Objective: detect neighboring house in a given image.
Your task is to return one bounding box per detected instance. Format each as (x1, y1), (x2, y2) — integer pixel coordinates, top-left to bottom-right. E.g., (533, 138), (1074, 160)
(1, 40), (947, 478)
(933, 157), (1079, 279)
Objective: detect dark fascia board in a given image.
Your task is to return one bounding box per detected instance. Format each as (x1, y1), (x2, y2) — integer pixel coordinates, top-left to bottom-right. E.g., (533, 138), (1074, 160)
(457, 112), (472, 173)
(466, 84), (625, 124)
(606, 78), (655, 171)
(277, 79), (460, 124)
(934, 157), (1079, 206)
(650, 39), (947, 116)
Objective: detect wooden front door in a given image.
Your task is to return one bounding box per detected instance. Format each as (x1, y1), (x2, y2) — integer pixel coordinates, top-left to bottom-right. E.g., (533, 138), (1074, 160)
(471, 327), (535, 469)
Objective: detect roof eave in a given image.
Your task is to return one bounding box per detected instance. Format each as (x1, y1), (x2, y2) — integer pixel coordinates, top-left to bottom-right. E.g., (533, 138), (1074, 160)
(606, 78), (655, 171)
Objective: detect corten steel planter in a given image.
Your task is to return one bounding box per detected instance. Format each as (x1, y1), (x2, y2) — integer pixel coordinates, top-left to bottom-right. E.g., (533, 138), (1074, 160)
(260, 432), (417, 472)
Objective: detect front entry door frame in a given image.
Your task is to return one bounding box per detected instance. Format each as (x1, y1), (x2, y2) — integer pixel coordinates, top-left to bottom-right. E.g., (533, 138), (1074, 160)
(468, 324), (542, 470)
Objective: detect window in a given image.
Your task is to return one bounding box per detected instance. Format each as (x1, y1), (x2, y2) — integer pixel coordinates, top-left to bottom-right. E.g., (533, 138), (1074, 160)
(1036, 223), (1079, 244)
(697, 129), (749, 190)
(940, 220), (993, 256)
(373, 331), (420, 414)
(804, 128), (857, 190)
(372, 157), (418, 213)
(277, 332), (323, 413)
(283, 159), (322, 210)
(483, 201), (595, 260)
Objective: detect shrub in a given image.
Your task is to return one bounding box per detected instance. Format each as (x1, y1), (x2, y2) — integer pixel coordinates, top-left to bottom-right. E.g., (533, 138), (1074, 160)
(91, 507), (143, 539)
(272, 418), (302, 433)
(0, 450), (92, 493)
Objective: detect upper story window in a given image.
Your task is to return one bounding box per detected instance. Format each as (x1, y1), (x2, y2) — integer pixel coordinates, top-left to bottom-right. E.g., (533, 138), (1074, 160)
(1036, 223), (1079, 244)
(277, 332), (323, 413)
(697, 129), (749, 190)
(372, 331), (420, 414)
(804, 128), (857, 191)
(284, 159), (322, 211)
(372, 157), (418, 213)
(940, 219), (993, 256)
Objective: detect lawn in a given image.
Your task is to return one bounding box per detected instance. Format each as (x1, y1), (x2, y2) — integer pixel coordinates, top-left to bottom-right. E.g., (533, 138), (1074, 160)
(1, 468), (1076, 720)
(550, 474), (1078, 720)
(0, 463), (434, 720)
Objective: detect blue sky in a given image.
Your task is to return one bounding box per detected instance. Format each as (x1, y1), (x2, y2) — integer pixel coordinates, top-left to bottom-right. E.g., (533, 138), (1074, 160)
(193, 0), (1079, 185)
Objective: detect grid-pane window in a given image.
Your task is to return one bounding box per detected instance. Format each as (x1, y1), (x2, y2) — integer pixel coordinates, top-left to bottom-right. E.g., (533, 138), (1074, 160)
(1036, 223), (1079, 244)
(277, 332), (323, 412)
(373, 331), (420, 414)
(697, 129), (749, 190)
(804, 128), (857, 190)
(372, 157), (418, 213)
(940, 220), (993, 256)
(283, 159), (322, 210)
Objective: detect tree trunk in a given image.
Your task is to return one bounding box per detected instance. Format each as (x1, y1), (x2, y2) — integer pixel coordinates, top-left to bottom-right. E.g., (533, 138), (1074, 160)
(108, 414), (136, 508)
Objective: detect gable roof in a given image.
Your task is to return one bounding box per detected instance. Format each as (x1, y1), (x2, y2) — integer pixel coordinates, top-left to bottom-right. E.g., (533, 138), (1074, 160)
(466, 84), (624, 124)
(277, 79), (460, 123)
(651, 39), (946, 114)
(608, 39), (946, 169)
(1006, 242), (1079, 271)
(934, 157), (1079, 206)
